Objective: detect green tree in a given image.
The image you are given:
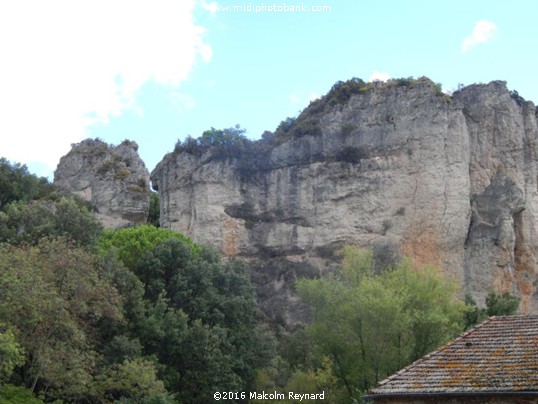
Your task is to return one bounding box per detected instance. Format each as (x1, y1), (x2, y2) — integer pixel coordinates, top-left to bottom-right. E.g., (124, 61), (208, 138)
(0, 325), (25, 383)
(486, 291), (520, 316)
(99, 228), (275, 403)
(197, 125), (247, 149)
(253, 356), (345, 404)
(147, 191), (160, 226)
(175, 125), (251, 161)
(464, 291), (520, 329)
(0, 158), (53, 209)
(96, 357), (168, 402)
(0, 384), (45, 404)
(98, 225), (196, 271)
(0, 238), (123, 400)
(135, 239), (275, 402)
(296, 247), (466, 401)
(0, 196), (102, 246)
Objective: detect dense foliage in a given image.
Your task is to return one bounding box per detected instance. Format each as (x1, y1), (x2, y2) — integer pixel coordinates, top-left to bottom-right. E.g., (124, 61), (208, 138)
(0, 234), (274, 402)
(0, 159), (276, 402)
(0, 158), (522, 403)
(253, 248), (467, 402)
(100, 227), (275, 403)
(0, 158), (53, 209)
(464, 291), (520, 329)
(147, 191), (160, 226)
(174, 125), (251, 158)
(174, 125), (273, 179)
(0, 197), (103, 246)
(0, 238), (125, 399)
(98, 225), (196, 271)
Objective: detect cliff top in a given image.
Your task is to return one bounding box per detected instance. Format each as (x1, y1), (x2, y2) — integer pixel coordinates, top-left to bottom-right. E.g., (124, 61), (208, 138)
(169, 77), (536, 163)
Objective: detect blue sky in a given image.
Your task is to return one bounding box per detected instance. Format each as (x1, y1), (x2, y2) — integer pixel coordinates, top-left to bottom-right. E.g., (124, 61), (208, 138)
(1, 0), (538, 179)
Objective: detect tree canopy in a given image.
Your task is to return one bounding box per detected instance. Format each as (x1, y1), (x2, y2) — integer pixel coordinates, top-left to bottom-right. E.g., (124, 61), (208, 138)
(0, 158), (53, 209)
(99, 230), (275, 403)
(0, 158), (523, 403)
(293, 247), (466, 401)
(174, 125), (250, 158)
(0, 197), (103, 246)
(0, 160), (277, 402)
(0, 238), (124, 400)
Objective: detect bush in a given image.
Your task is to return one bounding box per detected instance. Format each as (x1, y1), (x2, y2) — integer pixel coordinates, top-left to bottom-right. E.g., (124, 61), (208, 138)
(334, 146), (368, 164)
(147, 192), (160, 226)
(114, 168), (131, 180)
(464, 291), (520, 330)
(0, 196), (103, 246)
(394, 76), (415, 87)
(486, 291), (520, 316)
(0, 158), (53, 209)
(341, 123), (357, 136)
(510, 90), (525, 106)
(96, 155), (125, 177)
(0, 385), (45, 404)
(98, 225), (197, 271)
(175, 125), (251, 160)
(273, 78), (367, 144)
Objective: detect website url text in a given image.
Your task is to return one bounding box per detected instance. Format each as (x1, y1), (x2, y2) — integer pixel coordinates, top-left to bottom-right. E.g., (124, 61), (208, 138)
(214, 3), (332, 13)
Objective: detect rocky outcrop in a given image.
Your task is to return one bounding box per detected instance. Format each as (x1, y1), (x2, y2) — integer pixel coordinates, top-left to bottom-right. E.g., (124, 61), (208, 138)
(151, 77), (538, 321)
(54, 139), (150, 228)
(458, 82), (538, 313)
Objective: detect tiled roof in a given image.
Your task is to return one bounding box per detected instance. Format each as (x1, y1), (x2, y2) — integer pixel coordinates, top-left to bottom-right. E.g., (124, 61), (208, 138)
(368, 315), (538, 396)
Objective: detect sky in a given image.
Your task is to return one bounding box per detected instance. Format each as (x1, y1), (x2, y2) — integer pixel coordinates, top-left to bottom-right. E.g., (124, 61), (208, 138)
(1, 0), (538, 180)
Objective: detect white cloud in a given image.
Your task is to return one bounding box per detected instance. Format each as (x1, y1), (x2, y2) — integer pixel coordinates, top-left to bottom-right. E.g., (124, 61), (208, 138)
(308, 92), (320, 102)
(201, 1), (219, 14)
(289, 91), (300, 104)
(0, 0), (211, 177)
(442, 86), (453, 96)
(369, 71), (391, 82)
(170, 92), (197, 112)
(289, 91), (321, 107)
(461, 20), (497, 53)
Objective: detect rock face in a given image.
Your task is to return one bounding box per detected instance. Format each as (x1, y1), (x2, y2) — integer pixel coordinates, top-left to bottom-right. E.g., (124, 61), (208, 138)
(54, 139), (150, 228)
(151, 78), (538, 321)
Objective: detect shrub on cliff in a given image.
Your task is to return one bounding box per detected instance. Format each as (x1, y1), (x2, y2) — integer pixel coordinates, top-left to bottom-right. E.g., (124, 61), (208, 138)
(175, 125), (252, 160)
(334, 146), (369, 164)
(273, 78), (367, 144)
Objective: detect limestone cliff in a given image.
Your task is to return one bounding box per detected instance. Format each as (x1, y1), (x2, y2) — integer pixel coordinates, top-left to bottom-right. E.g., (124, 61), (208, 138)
(151, 77), (538, 321)
(54, 139), (150, 228)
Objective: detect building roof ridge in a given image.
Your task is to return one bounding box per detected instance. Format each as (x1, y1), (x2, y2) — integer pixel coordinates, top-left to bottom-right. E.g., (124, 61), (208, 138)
(370, 315), (538, 397)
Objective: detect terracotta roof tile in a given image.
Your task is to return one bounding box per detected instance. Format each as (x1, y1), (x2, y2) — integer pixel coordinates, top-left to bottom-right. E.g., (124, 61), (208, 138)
(369, 315), (538, 396)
